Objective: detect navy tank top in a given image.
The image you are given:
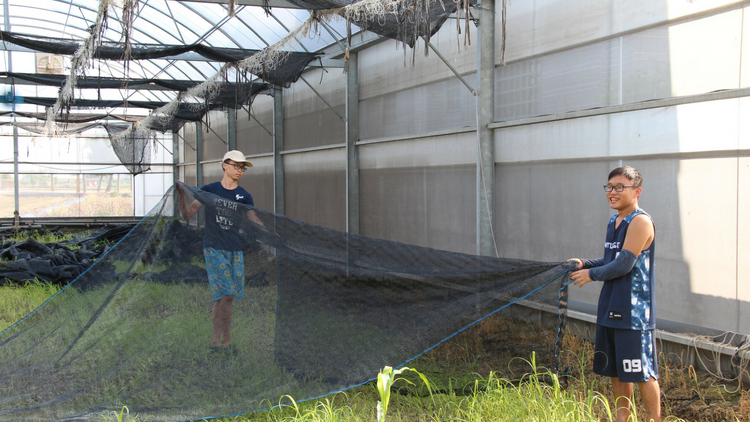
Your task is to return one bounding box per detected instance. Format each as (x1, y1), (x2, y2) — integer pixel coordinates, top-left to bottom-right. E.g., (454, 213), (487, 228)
(596, 209), (656, 330)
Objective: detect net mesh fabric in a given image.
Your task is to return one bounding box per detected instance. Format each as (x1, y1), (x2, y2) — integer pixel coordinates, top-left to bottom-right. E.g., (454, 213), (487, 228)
(0, 33), (319, 88)
(103, 122), (151, 175)
(0, 183), (571, 421)
(285, 0), (464, 48)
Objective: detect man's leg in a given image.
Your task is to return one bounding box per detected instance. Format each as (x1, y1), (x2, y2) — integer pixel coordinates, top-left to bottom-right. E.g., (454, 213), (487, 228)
(612, 377), (634, 422)
(210, 299), (222, 347)
(218, 295), (234, 346)
(637, 377), (661, 422)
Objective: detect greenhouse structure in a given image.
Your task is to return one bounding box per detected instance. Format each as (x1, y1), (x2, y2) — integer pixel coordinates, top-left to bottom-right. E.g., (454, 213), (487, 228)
(0, 0), (749, 417)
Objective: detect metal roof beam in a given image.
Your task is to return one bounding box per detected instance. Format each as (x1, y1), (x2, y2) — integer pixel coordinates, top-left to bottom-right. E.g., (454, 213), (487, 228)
(306, 30), (384, 68)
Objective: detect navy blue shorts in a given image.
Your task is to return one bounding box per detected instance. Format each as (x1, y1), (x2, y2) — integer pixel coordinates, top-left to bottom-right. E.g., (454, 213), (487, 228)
(593, 325), (659, 383)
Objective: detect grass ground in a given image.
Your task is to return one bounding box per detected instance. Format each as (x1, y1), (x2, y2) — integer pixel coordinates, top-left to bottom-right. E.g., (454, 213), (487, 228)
(1, 281), (748, 422)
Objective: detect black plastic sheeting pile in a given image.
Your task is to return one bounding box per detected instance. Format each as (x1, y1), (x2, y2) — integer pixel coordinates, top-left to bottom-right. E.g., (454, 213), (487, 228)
(0, 184), (572, 421)
(0, 225), (134, 287)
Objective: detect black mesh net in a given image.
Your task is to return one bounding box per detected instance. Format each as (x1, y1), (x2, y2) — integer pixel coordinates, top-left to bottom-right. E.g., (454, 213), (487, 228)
(0, 183), (572, 421)
(284, 0), (469, 48)
(2, 112), (193, 134)
(3, 111), (121, 124)
(0, 73), (270, 109)
(0, 33), (319, 88)
(104, 122), (151, 175)
(6, 121), (100, 136)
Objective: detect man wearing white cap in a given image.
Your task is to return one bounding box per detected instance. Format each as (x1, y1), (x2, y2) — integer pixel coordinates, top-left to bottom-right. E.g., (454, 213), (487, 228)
(177, 150), (260, 353)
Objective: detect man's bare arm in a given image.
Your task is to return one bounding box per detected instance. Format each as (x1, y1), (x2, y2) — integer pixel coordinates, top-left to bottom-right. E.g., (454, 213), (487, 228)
(245, 209), (265, 228)
(622, 214), (654, 256)
(177, 184), (203, 220)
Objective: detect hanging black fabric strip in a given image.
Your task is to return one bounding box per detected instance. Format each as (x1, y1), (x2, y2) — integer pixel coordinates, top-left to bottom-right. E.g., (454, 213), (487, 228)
(4, 111), (191, 133)
(0, 72), (270, 102)
(0, 32), (320, 87)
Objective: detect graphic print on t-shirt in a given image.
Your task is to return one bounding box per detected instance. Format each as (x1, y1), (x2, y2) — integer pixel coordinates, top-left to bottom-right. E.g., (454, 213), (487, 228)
(214, 197), (239, 230)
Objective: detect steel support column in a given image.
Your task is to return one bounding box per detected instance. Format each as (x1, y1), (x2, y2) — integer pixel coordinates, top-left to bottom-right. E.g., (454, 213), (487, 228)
(227, 108), (237, 150)
(346, 52), (359, 234)
(173, 132), (180, 216)
(13, 125), (19, 226)
(273, 85), (284, 215)
(5, 1), (19, 226)
(476, 0), (496, 256)
(196, 121), (204, 186)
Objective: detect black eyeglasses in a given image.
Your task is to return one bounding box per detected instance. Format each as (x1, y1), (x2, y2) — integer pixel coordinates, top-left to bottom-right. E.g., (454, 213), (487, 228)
(603, 184), (637, 192)
(227, 162), (247, 172)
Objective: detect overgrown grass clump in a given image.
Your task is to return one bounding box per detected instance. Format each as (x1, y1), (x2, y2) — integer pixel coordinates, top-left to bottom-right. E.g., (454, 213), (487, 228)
(218, 365), (612, 422)
(0, 280), (60, 332)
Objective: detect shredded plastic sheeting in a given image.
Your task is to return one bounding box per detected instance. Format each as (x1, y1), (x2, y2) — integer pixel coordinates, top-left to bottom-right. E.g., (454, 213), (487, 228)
(0, 184), (571, 421)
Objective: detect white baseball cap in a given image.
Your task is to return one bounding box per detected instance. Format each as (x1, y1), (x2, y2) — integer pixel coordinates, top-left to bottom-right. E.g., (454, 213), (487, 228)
(222, 150), (253, 167)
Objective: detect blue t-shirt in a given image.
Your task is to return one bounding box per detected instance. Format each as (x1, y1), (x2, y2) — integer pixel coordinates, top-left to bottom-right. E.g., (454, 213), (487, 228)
(200, 181), (254, 251)
(595, 209), (656, 330)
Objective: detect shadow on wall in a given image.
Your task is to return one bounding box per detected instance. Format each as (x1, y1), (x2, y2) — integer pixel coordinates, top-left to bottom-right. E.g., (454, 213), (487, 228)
(493, 5), (747, 337)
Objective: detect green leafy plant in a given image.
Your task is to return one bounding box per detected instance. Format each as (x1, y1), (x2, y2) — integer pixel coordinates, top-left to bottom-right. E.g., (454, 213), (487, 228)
(2, 229), (75, 244)
(99, 405), (143, 422)
(376, 366), (430, 422)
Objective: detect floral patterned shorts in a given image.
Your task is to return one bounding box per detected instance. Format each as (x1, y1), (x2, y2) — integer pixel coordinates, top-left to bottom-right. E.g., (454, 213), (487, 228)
(203, 247), (245, 302)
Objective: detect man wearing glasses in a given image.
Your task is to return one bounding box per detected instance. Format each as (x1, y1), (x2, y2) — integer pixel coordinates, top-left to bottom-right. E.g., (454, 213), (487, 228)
(569, 166), (660, 422)
(177, 150), (259, 354)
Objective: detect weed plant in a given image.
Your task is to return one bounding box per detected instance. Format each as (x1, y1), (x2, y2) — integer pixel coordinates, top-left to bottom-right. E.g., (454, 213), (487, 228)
(1, 228), (76, 244)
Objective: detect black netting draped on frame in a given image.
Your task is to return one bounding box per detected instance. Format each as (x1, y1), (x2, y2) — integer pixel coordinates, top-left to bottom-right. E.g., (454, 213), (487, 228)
(0, 33), (319, 88)
(5, 121), (100, 136)
(0, 73), (270, 110)
(104, 122), (151, 175)
(2, 112), (193, 134)
(0, 183), (572, 422)
(285, 0), (470, 48)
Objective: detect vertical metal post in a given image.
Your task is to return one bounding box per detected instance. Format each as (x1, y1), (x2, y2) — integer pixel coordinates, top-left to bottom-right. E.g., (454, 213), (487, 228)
(476, 0), (496, 256)
(5, 2), (19, 226)
(273, 85), (284, 215)
(196, 121), (204, 187)
(227, 107), (237, 151)
(13, 125), (19, 226)
(172, 132), (179, 217)
(172, 132), (180, 184)
(346, 52), (360, 234)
